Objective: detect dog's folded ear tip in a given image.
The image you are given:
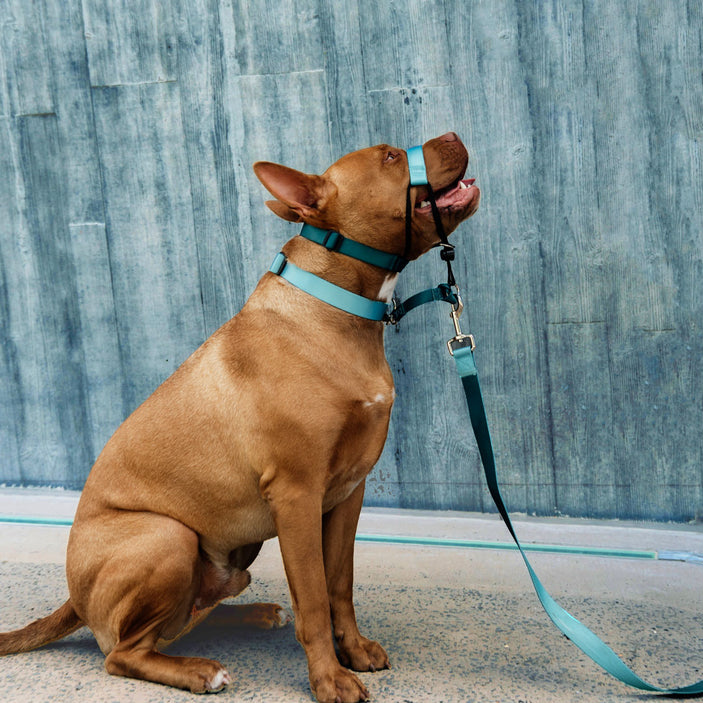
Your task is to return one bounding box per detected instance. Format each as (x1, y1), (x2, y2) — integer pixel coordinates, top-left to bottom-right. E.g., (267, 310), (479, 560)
(265, 200), (303, 223)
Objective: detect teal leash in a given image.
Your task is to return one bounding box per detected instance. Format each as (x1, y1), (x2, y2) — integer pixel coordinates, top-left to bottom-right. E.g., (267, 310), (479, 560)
(449, 332), (703, 695)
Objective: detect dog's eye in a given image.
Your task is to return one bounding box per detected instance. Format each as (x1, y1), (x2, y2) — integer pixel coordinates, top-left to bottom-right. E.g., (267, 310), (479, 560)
(384, 151), (399, 163)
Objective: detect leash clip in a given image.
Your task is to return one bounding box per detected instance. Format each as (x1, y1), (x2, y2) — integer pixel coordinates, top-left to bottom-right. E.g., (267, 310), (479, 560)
(385, 296), (402, 326)
(447, 290), (476, 356)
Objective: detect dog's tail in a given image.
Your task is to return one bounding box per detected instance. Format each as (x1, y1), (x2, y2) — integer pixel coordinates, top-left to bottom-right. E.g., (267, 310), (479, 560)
(0, 600), (83, 655)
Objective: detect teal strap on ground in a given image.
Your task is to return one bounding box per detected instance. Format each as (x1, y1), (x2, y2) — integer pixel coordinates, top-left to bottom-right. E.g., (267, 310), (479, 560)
(407, 145), (428, 186)
(269, 253), (388, 321)
(452, 345), (703, 695)
(300, 224), (408, 272)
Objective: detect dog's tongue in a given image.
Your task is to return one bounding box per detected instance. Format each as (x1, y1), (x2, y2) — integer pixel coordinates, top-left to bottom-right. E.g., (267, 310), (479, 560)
(435, 178), (477, 207)
(416, 178), (477, 210)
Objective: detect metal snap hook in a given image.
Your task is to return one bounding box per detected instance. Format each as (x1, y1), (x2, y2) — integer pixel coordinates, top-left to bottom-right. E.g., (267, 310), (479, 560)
(447, 289), (476, 356)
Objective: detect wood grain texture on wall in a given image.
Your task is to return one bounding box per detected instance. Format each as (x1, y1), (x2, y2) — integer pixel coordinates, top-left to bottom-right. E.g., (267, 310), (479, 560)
(0, 0), (701, 521)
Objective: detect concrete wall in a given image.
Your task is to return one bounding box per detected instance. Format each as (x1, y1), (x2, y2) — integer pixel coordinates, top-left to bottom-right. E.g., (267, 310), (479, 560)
(0, 0), (701, 520)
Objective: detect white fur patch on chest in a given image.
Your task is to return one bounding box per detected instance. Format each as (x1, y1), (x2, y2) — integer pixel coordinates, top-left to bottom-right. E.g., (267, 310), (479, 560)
(378, 273), (398, 304)
(362, 388), (395, 408)
(363, 393), (386, 408)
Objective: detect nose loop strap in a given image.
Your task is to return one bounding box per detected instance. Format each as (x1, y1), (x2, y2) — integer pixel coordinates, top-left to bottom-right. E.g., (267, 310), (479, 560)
(405, 144), (456, 287)
(407, 145), (428, 186)
(405, 146), (428, 260)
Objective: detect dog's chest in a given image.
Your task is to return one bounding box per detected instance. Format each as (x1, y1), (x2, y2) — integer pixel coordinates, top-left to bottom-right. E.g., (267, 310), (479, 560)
(321, 387), (394, 511)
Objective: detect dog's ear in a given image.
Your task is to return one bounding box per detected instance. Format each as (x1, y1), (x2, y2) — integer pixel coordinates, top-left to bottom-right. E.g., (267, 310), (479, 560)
(253, 162), (334, 220)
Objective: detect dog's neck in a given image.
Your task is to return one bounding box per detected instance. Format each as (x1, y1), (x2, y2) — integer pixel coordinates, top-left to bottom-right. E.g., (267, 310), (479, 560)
(280, 235), (398, 308)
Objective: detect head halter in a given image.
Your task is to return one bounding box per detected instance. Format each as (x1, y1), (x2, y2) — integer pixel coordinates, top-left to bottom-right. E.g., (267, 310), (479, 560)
(269, 142), (461, 322)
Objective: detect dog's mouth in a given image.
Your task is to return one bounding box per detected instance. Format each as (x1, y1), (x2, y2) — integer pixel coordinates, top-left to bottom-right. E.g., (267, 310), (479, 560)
(414, 178), (478, 214)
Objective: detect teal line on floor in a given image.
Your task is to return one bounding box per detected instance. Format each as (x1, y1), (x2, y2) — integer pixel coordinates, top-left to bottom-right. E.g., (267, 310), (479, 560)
(1, 515), (73, 527)
(4, 516), (701, 563)
(355, 533), (658, 560)
(0, 515), (660, 560)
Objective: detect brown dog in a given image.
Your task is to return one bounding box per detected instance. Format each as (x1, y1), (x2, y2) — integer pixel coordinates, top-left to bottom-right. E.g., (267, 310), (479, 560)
(0, 133), (479, 702)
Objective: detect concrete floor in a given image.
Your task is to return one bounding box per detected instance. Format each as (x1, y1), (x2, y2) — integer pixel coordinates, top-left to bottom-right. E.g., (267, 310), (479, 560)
(0, 487), (701, 703)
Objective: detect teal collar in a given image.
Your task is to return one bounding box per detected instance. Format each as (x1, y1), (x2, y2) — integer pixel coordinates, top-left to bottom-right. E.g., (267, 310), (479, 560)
(268, 250), (458, 324)
(299, 224), (408, 273)
(269, 252), (389, 321)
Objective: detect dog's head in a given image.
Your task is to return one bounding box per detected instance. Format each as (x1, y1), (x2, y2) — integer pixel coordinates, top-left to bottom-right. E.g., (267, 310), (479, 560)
(253, 132), (480, 260)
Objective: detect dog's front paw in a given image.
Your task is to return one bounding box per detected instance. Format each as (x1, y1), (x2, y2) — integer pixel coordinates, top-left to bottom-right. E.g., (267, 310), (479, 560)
(311, 664), (369, 703)
(337, 635), (390, 673)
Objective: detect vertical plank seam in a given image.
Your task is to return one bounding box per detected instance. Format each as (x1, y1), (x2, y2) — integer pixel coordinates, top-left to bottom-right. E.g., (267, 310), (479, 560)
(537, 241), (559, 516)
(172, 5), (209, 337)
(75, 0), (128, 426)
(84, 92), (128, 412)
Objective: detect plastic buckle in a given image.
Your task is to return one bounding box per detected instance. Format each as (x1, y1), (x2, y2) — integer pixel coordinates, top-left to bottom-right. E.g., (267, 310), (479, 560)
(269, 252), (287, 276)
(322, 230), (343, 252)
(389, 255), (407, 273)
(440, 243), (455, 262)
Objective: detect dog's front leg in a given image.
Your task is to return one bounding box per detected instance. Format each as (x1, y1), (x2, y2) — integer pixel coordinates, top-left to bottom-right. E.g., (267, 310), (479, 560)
(322, 480), (390, 673)
(266, 484), (370, 703)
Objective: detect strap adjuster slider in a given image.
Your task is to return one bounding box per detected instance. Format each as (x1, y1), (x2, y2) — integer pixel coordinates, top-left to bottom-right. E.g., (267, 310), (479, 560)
(322, 230), (343, 252)
(269, 252), (288, 276)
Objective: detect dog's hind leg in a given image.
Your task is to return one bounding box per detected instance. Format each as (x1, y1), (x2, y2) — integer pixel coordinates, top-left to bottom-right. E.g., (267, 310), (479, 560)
(67, 512), (243, 693)
(199, 540), (290, 633)
(106, 637), (233, 693)
(200, 602), (292, 631)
